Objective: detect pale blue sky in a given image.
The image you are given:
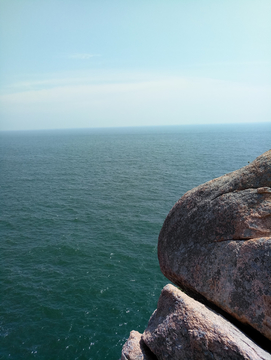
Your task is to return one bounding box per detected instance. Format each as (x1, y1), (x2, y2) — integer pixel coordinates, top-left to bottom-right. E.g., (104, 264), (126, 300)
(0, 0), (270, 131)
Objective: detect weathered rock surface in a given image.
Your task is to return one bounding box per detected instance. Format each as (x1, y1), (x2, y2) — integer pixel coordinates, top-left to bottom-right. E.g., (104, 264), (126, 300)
(143, 284), (271, 360)
(158, 150), (271, 340)
(121, 330), (157, 360)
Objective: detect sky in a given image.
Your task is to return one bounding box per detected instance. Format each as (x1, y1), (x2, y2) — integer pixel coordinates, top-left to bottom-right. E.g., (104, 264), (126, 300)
(0, 0), (270, 131)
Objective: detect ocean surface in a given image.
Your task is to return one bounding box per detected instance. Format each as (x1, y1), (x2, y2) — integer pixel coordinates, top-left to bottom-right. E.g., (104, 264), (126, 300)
(0, 123), (270, 360)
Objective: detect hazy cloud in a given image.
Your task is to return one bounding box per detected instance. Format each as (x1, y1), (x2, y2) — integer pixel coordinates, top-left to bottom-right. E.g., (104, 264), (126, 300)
(1, 76), (270, 131)
(68, 53), (100, 60)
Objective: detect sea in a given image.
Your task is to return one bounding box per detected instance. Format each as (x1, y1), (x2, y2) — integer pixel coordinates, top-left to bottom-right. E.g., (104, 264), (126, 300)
(0, 122), (270, 360)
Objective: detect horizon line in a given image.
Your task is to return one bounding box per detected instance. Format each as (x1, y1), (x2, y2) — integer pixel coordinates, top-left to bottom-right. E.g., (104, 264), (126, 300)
(1, 121), (271, 133)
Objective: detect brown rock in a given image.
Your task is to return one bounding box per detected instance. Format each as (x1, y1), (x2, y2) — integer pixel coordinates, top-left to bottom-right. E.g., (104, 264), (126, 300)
(143, 284), (271, 360)
(158, 150), (271, 339)
(121, 330), (158, 360)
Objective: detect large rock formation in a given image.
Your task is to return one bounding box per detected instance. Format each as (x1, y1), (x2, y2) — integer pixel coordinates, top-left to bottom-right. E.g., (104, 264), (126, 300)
(158, 150), (271, 340)
(142, 284), (271, 360)
(121, 150), (271, 359)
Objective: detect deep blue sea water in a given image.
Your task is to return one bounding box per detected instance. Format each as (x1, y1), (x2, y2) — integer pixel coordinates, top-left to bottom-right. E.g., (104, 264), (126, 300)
(0, 123), (270, 360)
